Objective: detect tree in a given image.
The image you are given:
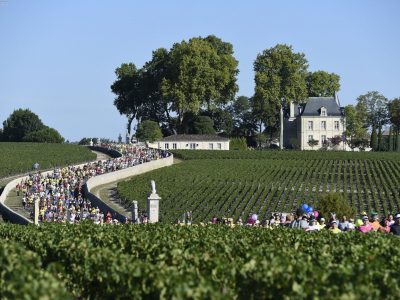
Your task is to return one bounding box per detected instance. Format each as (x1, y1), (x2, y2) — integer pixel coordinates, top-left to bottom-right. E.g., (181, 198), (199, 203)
(135, 120), (162, 142)
(253, 44), (308, 150)
(317, 192), (356, 219)
(161, 36), (239, 129)
(23, 127), (64, 143)
(370, 126), (378, 150)
(356, 91), (389, 150)
(192, 116), (215, 135)
(388, 126), (394, 151)
(2, 109), (45, 142)
(344, 105), (369, 148)
(231, 96), (258, 138)
(111, 63), (142, 137)
(306, 70), (340, 97)
(308, 138), (319, 150)
(388, 98), (400, 152)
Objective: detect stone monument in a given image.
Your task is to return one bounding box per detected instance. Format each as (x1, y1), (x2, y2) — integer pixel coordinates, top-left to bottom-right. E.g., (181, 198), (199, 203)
(131, 201), (139, 223)
(147, 180), (160, 223)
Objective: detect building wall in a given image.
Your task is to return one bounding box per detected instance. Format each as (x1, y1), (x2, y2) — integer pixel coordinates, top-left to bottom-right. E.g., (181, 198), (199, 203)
(149, 140), (230, 150)
(299, 116), (345, 150)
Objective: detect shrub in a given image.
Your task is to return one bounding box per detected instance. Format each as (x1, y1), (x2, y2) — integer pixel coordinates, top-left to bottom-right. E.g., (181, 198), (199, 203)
(230, 137), (247, 150)
(317, 192), (356, 219)
(23, 127), (64, 143)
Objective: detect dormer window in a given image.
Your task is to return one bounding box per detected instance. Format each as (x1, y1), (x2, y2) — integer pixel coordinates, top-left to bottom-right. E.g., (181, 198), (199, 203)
(320, 107), (327, 117)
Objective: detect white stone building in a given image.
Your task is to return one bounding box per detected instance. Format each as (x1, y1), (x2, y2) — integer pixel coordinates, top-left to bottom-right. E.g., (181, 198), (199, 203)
(148, 134), (230, 150)
(284, 97), (346, 150)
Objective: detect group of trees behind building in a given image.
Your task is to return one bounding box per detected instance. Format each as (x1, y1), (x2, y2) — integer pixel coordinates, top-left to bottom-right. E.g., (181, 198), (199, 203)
(111, 35), (399, 151)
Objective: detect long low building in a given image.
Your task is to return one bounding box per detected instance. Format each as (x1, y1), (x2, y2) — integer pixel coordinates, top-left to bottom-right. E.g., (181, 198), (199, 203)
(148, 134), (230, 150)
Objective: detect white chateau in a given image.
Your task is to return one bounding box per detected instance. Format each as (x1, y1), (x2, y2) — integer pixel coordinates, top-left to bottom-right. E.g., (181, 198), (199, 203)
(148, 134), (230, 150)
(284, 97), (345, 150)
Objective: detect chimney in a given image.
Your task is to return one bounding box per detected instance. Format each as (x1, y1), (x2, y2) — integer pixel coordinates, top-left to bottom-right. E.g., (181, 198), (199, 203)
(290, 101), (295, 118)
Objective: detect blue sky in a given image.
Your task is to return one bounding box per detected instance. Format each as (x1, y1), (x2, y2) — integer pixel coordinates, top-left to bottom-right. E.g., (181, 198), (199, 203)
(0, 0), (399, 141)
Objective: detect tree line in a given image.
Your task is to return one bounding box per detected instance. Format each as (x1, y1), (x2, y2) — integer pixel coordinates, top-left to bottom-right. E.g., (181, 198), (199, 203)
(0, 109), (64, 143)
(112, 35), (399, 151)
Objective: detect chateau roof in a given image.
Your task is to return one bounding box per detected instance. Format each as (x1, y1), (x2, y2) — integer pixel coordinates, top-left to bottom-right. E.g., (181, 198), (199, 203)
(301, 97), (344, 116)
(161, 134), (229, 142)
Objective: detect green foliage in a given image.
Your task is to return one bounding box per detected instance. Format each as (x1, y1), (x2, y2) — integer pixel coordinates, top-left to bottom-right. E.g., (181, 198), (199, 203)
(307, 138), (319, 149)
(0, 240), (71, 299)
(2, 108), (45, 142)
(136, 120), (162, 142)
(192, 116), (215, 134)
(230, 137), (248, 150)
(344, 105), (369, 146)
(371, 126), (378, 150)
(0, 224), (400, 299)
(23, 127), (64, 143)
(306, 70), (340, 97)
(356, 91), (389, 132)
(0, 143), (96, 177)
(0, 239), (72, 299)
(318, 192), (356, 219)
(119, 150), (400, 221)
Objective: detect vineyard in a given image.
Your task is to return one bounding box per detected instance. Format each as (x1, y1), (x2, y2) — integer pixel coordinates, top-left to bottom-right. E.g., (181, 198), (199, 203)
(117, 150), (400, 222)
(0, 143), (96, 178)
(0, 223), (399, 299)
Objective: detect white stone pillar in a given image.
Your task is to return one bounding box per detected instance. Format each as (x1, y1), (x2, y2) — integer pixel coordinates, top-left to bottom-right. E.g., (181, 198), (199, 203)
(132, 201), (138, 223)
(34, 198), (39, 225)
(147, 193), (160, 223)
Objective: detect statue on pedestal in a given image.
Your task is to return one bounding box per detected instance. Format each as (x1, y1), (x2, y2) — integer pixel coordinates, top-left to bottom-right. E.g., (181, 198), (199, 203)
(151, 180), (156, 194)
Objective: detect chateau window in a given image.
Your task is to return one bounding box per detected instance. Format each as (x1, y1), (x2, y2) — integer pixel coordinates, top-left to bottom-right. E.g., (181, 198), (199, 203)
(209, 143), (214, 150)
(321, 107), (327, 116)
(321, 121), (326, 130)
(172, 143), (177, 149)
(190, 143), (196, 149)
(164, 143), (169, 150)
(308, 121), (313, 130)
(308, 135), (313, 142)
(334, 121), (340, 130)
(217, 143), (222, 150)
(321, 135), (327, 145)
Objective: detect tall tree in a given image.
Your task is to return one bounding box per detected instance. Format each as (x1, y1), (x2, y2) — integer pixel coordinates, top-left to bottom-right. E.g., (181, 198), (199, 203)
(306, 70), (340, 97)
(388, 98), (400, 152)
(111, 63), (142, 137)
(2, 109), (45, 142)
(231, 96), (257, 137)
(253, 44), (308, 149)
(356, 91), (389, 151)
(161, 36), (239, 130)
(344, 105), (367, 141)
(370, 126), (378, 150)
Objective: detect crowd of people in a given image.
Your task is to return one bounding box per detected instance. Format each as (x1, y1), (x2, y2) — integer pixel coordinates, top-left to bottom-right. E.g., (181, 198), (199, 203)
(203, 211), (400, 236)
(17, 144), (169, 224)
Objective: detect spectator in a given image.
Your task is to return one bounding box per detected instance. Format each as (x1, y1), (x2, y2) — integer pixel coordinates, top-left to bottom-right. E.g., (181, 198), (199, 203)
(390, 214), (400, 236)
(370, 214), (381, 231)
(329, 221), (341, 234)
(357, 216), (373, 233)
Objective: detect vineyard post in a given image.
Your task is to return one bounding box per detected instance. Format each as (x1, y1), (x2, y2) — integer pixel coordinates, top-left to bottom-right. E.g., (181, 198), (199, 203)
(131, 201), (138, 223)
(34, 198), (39, 225)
